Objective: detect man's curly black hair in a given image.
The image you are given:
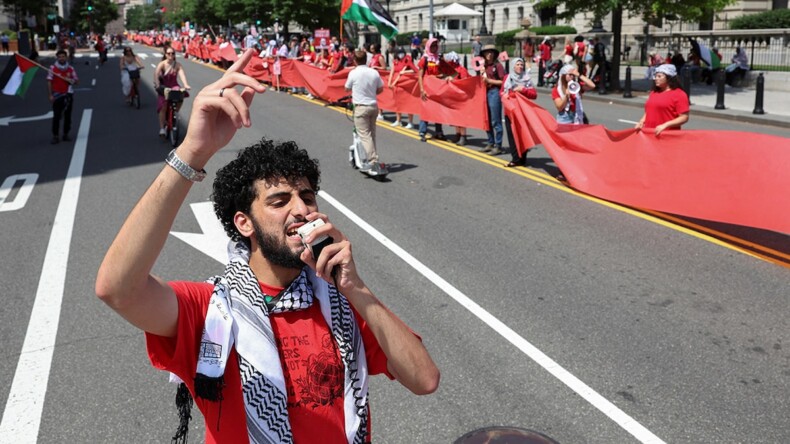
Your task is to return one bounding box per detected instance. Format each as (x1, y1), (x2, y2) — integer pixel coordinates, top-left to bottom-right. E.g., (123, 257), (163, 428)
(212, 138), (321, 243)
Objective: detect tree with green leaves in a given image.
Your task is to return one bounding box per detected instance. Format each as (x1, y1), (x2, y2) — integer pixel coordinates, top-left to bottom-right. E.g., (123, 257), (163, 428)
(2, 0), (51, 32)
(126, 3), (165, 31)
(535, 0), (736, 90)
(69, 0), (119, 34)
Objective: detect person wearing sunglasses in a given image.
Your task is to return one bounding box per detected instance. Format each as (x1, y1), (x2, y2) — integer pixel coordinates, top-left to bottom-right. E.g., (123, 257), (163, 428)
(154, 45), (192, 136)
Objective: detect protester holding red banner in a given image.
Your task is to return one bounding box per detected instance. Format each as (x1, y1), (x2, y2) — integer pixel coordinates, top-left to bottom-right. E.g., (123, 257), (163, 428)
(480, 44), (506, 155)
(635, 64), (689, 135)
(388, 47), (418, 129)
(502, 58), (538, 167)
(444, 51), (471, 146)
(417, 38), (452, 142)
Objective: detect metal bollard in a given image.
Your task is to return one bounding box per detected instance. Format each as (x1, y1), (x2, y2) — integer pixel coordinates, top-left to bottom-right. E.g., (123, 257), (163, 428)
(753, 72), (765, 115)
(505, 58), (510, 73)
(715, 69), (726, 109)
(463, 53), (467, 69)
(681, 65), (692, 101)
(623, 65), (633, 98)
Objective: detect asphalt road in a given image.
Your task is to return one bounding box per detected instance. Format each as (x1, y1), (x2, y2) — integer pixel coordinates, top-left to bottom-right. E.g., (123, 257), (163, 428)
(1, 46), (789, 444)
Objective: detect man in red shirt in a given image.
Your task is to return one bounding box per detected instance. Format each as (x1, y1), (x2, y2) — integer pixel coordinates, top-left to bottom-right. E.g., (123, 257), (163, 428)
(96, 49), (439, 444)
(538, 36), (552, 86)
(47, 49), (79, 144)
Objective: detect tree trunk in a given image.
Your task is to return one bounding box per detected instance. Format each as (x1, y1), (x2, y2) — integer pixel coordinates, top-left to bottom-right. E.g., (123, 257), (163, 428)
(610, 4), (623, 91)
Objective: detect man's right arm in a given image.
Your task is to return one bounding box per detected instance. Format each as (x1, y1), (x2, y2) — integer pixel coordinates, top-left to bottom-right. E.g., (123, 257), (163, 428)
(95, 49), (267, 338)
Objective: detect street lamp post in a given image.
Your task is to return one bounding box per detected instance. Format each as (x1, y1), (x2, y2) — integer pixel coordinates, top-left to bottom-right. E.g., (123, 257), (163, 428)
(479, 0), (488, 35)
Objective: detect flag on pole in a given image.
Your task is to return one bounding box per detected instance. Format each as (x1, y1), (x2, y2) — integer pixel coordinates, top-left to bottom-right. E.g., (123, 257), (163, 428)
(1, 54), (40, 97)
(341, 0), (399, 40)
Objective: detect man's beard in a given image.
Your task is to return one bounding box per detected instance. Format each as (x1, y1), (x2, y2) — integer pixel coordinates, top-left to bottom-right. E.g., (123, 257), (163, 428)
(252, 218), (305, 269)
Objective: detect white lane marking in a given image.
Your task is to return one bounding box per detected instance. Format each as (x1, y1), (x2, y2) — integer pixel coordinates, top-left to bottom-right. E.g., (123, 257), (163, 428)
(91, 78), (96, 86)
(0, 173), (39, 212)
(0, 110), (92, 441)
(318, 190), (667, 444)
(95, 65), (99, 70)
(139, 53), (148, 60)
(618, 119), (639, 125)
(150, 63), (157, 69)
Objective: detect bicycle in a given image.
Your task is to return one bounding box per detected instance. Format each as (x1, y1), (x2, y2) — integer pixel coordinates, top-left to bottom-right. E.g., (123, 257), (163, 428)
(125, 68), (142, 109)
(163, 87), (185, 147)
(338, 95), (389, 181)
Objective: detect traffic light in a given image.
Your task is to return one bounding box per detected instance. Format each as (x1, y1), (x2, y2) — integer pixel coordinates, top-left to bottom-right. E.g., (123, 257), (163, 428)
(86, 0), (93, 12)
(256, 19), (261, 26)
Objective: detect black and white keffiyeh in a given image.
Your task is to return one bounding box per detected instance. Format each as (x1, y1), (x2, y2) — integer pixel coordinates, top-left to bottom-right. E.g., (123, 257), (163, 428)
(175, 241), (369, 444)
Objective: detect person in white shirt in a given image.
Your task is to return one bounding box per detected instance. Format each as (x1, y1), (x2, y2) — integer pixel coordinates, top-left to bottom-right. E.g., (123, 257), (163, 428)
(345, 50), (385, 172)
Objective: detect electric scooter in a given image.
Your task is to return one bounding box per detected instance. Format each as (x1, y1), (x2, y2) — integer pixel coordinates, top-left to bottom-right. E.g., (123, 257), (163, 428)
(338, 95), (389, 181)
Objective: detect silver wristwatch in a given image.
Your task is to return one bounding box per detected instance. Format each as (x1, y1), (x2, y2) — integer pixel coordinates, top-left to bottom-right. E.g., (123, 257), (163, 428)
(166, 149), (207, 182)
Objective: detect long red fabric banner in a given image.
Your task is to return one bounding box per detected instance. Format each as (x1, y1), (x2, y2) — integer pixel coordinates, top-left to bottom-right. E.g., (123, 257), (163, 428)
(242, 57), (489, 130)
(504, 93), (790, 234)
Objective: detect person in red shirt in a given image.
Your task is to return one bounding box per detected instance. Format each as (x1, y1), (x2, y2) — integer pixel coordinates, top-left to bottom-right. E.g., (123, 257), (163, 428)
(417, 37), (451, 142)
(47, 49), (79, 144)
(635, 64), (689, 135)
(538, 36), (552, 86)
(387, 47), (418, 129)
(443, 51), (471, 146)
(96, 49), (439, 444)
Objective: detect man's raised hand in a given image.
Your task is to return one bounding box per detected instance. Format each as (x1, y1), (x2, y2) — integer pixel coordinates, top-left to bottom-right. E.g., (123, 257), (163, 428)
(179, 49), (267, 166)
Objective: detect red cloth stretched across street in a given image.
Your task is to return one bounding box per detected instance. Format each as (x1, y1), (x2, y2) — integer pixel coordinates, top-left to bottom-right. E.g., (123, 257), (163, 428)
(505, 93), (790, 234)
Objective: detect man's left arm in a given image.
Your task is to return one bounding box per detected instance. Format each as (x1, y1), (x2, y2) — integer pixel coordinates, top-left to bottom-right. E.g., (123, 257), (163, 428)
(300, 214), (440, 395)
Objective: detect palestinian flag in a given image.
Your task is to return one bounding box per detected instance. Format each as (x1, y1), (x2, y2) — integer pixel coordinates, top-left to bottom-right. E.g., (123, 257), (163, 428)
(695, 40), (721, 70)
(341, 0), (399, 40)
(1, 54), (39, 97)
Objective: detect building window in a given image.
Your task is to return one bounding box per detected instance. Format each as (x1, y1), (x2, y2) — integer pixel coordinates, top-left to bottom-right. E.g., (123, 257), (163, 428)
(448, 19), (460, 30)
(490, 9), (495, 34)
(504, 8), (509, 29)
(518, 6), (524, 21)
(537, 6), (556, 26)
(419, 13), (423, 30)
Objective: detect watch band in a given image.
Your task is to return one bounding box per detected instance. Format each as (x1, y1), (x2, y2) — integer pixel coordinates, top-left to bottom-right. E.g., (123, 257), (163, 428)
(165, 149), (207, 182)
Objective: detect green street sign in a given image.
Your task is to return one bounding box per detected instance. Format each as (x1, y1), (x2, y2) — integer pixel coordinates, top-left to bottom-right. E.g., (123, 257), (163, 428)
(47, 14), (57, 19)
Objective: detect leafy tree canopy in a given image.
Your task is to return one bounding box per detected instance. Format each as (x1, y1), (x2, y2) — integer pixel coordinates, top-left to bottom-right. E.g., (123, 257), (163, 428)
(729, 8), (790, 30)
(69, 0), (119, 34)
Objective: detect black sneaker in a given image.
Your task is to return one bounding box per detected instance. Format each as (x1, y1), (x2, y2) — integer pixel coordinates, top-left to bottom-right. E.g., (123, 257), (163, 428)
(434, 133), (447, 141)
(51, 136), (59, 144)
(419, 134), (427, 142)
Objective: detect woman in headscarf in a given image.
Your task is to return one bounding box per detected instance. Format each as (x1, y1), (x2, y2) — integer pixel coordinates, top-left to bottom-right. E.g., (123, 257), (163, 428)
(635, 64), (689, 135)
(417, 37), (452, 142)
(502, 57), (538, 167)
(552, 64), (594, 124)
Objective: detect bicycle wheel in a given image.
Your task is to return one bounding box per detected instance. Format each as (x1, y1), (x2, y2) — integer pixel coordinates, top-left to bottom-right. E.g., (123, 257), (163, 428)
(169, 107), (179, 147)
(133, 86), (140, 109)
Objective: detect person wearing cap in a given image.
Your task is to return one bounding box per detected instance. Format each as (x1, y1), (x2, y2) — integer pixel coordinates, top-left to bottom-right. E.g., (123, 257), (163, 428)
(635, 64), (689, 135)
(479, 44), (506, 154)
(552, 64), (595, 124)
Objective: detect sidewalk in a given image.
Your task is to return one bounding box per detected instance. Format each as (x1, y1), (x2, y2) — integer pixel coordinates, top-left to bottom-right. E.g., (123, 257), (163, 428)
(560, 65), (790, 129)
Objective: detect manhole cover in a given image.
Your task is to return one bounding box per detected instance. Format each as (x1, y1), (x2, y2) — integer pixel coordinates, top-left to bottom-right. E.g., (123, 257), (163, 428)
(454, 426), (559, 444)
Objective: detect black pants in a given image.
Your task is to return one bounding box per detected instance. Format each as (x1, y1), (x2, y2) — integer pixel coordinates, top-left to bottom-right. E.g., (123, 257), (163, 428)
(52, 94), (73, 137)
(504, 116), (525, 163)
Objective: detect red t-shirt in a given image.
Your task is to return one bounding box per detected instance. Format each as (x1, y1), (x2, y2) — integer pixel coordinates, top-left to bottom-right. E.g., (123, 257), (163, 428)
(146, 280), (395, 444)
(551, 87), (581, 113)
(392, 55), (418, 74)
(643, 88), (689, 129)
(418, 56), (450, 77)
(539, 43), (552, 62)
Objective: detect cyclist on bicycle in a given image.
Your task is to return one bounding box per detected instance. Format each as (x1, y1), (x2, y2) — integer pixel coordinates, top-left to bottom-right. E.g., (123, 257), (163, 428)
(154, 45), (191, 137)
(120, 47), (144, 104)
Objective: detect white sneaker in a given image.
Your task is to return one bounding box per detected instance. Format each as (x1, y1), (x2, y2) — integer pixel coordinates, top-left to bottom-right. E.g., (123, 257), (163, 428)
(306, 93), (314, 100)
(376, 115), (384, 121)
(404, 123), (414, 130)
(159, 127), (166, 136)
(390, 120), (400, 127)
